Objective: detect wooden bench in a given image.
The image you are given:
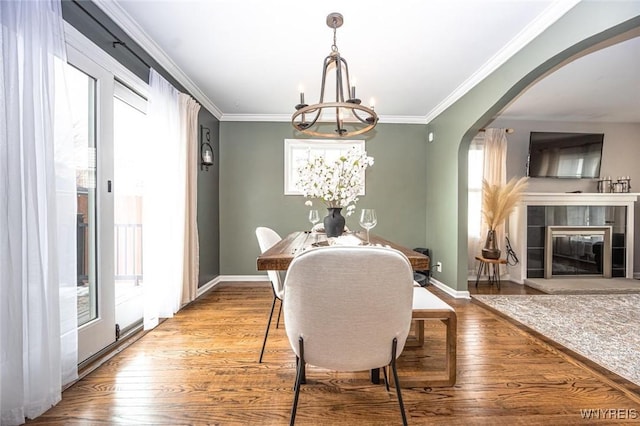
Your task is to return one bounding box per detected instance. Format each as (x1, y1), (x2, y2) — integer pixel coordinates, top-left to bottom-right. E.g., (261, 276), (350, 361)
(400, 286), (457, 387)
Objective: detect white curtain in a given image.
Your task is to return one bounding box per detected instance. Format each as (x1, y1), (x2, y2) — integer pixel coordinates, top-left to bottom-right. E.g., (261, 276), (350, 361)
(481, 128), (508, 253)
(469, 128), (508, 276)
(180, 94), (201, 305)
(143, 70), (201, 329)
(468, 129), (510, 274)
(1, 1), (78, 424)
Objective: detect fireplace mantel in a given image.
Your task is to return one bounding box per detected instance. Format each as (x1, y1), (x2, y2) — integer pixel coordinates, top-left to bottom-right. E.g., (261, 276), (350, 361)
(520, 192), (640, 206)
(507, 192), (639, 283)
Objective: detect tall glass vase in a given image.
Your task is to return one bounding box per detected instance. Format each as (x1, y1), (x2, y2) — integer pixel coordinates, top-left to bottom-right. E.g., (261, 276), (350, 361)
(324, 207), (345, 238)
(481, 229), (501, 259)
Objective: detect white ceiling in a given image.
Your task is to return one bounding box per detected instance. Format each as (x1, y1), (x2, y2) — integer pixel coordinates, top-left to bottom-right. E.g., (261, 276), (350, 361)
(96, 0), (640, 124)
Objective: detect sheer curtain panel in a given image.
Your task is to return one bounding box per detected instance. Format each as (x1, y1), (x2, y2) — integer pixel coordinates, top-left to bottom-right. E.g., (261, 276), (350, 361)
(480, 129), (508, 268)
(1, 1), (78, 424)
(143, 70), (185, 329)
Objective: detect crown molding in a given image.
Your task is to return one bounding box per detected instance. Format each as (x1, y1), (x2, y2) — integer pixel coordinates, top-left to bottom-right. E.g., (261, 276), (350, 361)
(379, 115), (428, 125)
(220, 113), (427, 125)
(92, 0), (223, 119)
(219, 113), (291, 122)
(424, 0), (581, 123)
(92, 0), (579, 126)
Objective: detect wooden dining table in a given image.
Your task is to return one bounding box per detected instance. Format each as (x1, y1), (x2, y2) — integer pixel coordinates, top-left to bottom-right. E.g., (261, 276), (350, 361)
(256, 231), (430, 271)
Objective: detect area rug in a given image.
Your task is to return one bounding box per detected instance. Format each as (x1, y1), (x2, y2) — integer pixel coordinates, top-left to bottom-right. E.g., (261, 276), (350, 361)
(473, 294), (640, 387)
(524, 277), (640, 294)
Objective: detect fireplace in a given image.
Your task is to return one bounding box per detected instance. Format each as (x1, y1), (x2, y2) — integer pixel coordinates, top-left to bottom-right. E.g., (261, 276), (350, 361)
(545, 226), (611, 278)
(507, 193), (638, 283)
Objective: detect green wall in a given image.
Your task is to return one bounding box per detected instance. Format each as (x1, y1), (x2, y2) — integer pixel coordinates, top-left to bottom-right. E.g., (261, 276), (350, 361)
(197, 110), (220, 285)
(219, 122), (428, 275)
(425, 3), (640, 291)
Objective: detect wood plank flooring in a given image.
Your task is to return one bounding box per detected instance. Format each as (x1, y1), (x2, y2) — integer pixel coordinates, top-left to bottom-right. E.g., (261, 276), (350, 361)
(28, 282), (640, 425)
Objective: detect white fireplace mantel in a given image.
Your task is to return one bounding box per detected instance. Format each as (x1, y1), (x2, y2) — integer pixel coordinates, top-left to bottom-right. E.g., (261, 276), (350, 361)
(508, 192), (639, 283)
(520, 192), (640, 206)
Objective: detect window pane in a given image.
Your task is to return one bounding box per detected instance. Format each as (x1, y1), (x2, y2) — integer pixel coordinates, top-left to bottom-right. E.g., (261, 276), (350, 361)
(63, 63), (98, 327)
(468, 143), (484, 238)
(114, 85), (147, 332)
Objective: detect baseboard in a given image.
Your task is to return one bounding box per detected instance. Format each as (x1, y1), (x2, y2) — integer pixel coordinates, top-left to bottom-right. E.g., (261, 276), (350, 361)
(430, 277), (471, 299)
(196, 276), (224, 298)
(634, 272), (640, 280)
(197, 275), (270, 294)
(219, 275), (270, 282)
(200, 274), (471, 299)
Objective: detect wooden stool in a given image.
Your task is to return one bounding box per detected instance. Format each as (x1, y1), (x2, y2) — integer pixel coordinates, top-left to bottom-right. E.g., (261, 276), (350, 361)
(475, 256), (507, 290)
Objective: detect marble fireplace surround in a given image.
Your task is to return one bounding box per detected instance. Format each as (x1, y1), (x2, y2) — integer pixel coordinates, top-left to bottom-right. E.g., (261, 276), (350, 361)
(508, 193), (639, 284)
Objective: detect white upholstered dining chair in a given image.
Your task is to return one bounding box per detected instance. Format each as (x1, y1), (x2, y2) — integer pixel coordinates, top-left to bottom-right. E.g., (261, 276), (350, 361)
(283, 246), (414, 425)
(255, 226), (285, 363)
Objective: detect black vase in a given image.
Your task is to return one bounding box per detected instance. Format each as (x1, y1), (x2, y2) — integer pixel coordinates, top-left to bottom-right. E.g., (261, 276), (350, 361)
(324, 207), (345, 238)
(481, 229), (501, 259)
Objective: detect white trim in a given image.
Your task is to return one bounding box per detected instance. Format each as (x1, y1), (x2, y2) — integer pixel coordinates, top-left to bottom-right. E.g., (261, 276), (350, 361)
(219, 113), (427, 125)
(430, 278), (471, 299)
(198, 275), (473, 300)
(195, 276), (270, 298)
(220, 113), (291, 122)
(195, 276), (224, 298)
(377, 115), (427, 125)
(521, 192), (640, 205)
(220, 275), (271, 282)
(87, 0), (579, 127)
(424, 0), (580, 123)
(92, 0), (223, 119)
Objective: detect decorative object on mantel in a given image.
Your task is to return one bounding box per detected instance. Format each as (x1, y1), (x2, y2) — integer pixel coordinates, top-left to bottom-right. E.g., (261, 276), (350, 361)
(200, 126), (214, 171)
(297, 147), (374, 237)
(481, 177), (528, 259)
(291, 12), (378, 138)
(598, 175), (631, 193)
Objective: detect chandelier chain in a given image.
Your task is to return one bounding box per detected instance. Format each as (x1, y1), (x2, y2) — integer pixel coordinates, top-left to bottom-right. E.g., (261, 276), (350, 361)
(332, 22), (338, 52)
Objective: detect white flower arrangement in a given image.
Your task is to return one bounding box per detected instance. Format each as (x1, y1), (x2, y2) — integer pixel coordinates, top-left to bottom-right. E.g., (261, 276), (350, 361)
(296, 147), (374, 216)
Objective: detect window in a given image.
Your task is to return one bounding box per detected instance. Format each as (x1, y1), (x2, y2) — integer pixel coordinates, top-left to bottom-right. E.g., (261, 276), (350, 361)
(468, 137), (484, 239)
(113, 81), (147, 332)
(283, 139), (366, 195)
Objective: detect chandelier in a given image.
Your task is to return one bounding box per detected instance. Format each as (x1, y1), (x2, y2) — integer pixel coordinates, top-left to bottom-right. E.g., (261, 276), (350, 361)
(291, 13), (378, 138)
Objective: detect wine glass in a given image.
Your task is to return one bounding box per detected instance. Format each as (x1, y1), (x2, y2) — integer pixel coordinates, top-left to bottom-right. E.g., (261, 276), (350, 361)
(359, 209), (377, 245)
(308, 209), (319, 231)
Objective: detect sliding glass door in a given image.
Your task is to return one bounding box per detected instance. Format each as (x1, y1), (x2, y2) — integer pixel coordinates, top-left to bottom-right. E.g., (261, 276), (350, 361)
(63, 33), (149, 363)
(113, 82), (147, 334)
(65, 47), (116, 363)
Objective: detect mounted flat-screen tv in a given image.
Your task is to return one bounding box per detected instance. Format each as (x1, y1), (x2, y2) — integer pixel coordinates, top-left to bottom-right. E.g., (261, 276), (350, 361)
(527, 131), (604, 179)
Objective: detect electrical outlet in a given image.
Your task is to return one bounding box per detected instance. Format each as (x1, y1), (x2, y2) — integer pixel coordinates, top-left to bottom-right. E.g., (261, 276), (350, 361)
(435, 261), (442, 273)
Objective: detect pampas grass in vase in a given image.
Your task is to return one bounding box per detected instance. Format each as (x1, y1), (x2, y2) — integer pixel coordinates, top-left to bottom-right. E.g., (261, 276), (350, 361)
(481, 177), (528, 259)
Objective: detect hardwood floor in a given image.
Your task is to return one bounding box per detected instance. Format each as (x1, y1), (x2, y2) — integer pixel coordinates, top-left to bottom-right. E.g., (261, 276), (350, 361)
(29, 281), (640, 425)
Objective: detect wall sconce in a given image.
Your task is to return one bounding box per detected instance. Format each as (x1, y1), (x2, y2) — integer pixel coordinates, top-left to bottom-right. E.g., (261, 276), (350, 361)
(200, 125), (214, 171)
